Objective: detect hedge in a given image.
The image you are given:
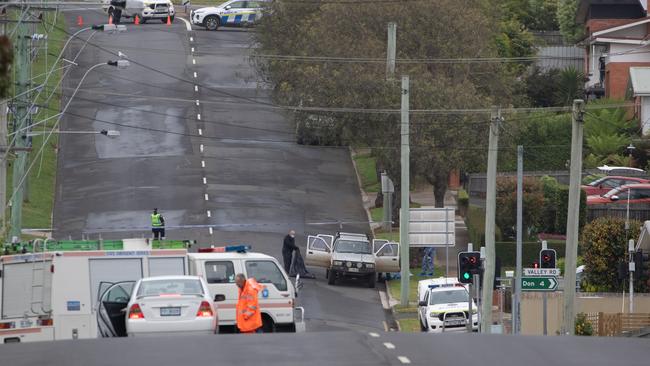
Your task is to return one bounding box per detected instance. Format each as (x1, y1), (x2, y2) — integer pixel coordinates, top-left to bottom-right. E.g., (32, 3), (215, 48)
(495, 240), (566, 268)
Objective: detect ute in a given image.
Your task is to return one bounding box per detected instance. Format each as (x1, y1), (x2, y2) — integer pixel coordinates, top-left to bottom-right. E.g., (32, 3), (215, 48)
(304, 232), (399, 288)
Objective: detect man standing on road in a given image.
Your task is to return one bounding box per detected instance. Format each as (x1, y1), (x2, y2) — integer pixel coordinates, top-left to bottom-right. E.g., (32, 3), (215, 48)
(282, 230), (297, 273)
(151, 208), (165, 240)
(235, 273), (263, 334)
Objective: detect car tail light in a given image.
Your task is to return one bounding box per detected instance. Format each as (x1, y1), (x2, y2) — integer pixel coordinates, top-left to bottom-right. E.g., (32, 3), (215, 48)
(196, 301), (213, 317)
(0, 322), (15, 329)
(128, 304), (145, 319)
(38, 318), (53, 326)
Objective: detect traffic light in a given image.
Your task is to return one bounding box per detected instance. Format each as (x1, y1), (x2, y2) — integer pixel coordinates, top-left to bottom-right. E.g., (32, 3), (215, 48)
(457, 251), (481, 284)
(540, 249), (557, 269)
(633, 250), (650, 280)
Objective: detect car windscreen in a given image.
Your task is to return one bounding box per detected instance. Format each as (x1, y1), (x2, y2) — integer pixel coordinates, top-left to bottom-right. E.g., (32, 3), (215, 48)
(429, 289), (469, 305)
(588, 177), (606, 187)
(603, 187), (621, 198)
(334, 240), (371, 254)
(137, 279), (204, 297)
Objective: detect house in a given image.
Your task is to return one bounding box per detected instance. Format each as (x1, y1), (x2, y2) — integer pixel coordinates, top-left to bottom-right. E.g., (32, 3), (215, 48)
(628, 66), (650, 134)
(577, 0), (649, 99)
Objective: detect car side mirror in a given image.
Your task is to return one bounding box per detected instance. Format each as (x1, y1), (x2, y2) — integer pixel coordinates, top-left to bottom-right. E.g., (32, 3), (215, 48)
(214, 294), (226, 302)
(610, 195), (620, 201)
(225, 5), (231, 9)
(418, 300), (427, 307)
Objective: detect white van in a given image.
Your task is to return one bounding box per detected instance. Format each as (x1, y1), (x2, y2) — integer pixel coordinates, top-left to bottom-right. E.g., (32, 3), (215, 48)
(103, 0), (175, 23)
(187, 246), (302, 333)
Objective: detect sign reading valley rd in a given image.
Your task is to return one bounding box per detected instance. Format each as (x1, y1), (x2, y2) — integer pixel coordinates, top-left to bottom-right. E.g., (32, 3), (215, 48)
(521, 276), (558, 292)
(523, 268), (561, 276)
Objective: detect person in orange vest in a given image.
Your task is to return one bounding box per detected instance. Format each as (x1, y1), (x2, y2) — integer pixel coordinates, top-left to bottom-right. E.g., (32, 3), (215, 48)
(235, 273), (264, 333)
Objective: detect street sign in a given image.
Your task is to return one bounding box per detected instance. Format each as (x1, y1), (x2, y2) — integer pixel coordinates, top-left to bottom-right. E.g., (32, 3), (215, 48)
(521, 276), (558, 291)
(524, 268), (560, 276)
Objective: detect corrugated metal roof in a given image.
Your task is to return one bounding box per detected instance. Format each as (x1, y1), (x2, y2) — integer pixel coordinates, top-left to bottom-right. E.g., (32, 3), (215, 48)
(629, 67), (650, 96)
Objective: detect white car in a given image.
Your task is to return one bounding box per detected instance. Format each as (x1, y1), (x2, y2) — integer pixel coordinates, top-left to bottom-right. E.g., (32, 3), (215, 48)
(98, 276), (220, 337)
(418, 283), (479, 333)
(103, 0), (175, 24)
(190, 0), (268, 31)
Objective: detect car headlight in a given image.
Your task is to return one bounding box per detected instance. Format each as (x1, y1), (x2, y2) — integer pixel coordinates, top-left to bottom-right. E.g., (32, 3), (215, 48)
(346, 262), (352, 267)
(365, 263), (374, 269)
(472, 308), (477, 314)
(333, 261), (342, 266)
(429, 311), (442, 317)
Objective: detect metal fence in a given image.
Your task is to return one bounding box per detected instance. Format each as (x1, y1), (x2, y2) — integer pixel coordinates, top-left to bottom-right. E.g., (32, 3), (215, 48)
(586, 205), (650, 223)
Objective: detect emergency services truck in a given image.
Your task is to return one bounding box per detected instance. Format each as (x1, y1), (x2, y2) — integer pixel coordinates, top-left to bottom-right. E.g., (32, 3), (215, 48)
(187, 245), (304, 333)
(0, 238), (191, 343)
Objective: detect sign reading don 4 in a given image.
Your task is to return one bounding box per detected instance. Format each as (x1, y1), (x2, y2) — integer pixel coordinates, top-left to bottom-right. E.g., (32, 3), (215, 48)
(521, 276), (558, 292)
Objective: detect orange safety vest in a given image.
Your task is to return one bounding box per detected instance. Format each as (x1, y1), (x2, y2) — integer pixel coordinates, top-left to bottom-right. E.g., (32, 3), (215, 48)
(236, 278), (264, 332)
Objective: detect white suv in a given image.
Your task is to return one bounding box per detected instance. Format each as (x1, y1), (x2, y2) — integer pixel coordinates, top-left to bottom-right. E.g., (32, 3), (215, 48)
(191, 0), (268, 31)
(417, 280), (479, 333)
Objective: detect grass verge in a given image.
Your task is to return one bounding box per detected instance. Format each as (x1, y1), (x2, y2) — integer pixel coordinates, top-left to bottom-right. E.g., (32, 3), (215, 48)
(397, 318), (421, 333)
(386, 267), (444, 303)
(353, 153), (380, 192)
(6, 12), (66, 234)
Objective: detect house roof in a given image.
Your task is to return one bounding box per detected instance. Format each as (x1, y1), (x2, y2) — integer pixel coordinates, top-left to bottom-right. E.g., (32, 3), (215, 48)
(576, 0), (645, 24)
(628, 67), (650, 96)
(592, 17), (650, 37)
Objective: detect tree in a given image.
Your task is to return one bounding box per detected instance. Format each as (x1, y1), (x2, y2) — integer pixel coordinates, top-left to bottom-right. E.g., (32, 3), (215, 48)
(496, 176), (545, 238)
(557, 0), (584, 43)
(0, 35), (12, 98)
(253, 0), (513, 210)
(580, 217), (646, 292)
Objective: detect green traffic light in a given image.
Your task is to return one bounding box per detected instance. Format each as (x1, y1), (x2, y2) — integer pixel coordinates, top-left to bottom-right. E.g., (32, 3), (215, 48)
(463, 272), (470, 280)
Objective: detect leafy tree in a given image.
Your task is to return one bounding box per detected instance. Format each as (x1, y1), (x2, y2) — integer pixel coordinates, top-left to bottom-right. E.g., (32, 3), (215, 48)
(582, 103), (637, 167)
(580, 217), (646, 292)
(499, 0), (560, 31)
(554, 66), (585, 106)
(496, 176), (545, 238)
(0, 36), (12, 99)
(557, 0), (584, 43)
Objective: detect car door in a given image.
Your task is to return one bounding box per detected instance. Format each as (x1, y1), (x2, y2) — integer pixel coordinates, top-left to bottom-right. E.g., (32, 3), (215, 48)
(304, 235), (331, 268)
(97, 281), (135, 337)
(372, 239), (388, 254)
(419, 290), (429, 326)
(374, 242), (400, 273)
(202, 260), (238, 325)
(221, 0), (247, 25)
(243, 1), (261, 23)
(317, 234), (334, 248)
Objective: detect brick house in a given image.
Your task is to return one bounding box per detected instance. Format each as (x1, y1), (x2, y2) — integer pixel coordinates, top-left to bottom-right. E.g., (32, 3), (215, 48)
(578, 0), (649, 100)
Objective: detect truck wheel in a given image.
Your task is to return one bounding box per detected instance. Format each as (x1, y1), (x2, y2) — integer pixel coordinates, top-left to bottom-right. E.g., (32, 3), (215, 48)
(327, 269), (336, 285)
(367, 274), (376, 288)
(204, 15), (220, 31)
(261, 315), (275, 333)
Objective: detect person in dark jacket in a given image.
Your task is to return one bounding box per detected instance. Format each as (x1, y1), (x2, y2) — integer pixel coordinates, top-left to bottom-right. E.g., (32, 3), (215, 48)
(282, 230), (297, 273)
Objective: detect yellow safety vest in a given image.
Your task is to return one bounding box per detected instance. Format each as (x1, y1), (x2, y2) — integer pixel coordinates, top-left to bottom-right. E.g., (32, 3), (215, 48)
(151, 214), (162, 227)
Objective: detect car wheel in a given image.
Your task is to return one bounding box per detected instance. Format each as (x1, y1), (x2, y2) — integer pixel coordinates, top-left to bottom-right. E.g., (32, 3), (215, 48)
(367, 274), (376, 288)
(141, 17), (147, 24)
(261, 316), (275, 333)
(204, 15), (219, 31)
(420, 318), (427, 331)
(327, 269), (336, 285)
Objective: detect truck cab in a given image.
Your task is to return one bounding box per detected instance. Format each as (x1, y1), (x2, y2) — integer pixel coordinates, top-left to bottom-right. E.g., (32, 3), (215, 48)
(305, 232), (399, 288)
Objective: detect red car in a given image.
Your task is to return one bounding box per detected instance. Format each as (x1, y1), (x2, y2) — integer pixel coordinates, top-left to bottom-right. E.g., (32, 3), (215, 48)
(582, 176), (650, 196)
(587, 183), (650, 205)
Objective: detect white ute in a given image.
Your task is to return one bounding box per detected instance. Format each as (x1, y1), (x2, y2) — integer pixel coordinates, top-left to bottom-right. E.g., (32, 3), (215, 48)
(417, 278), (479, 333)
(103, 0), (175, 23)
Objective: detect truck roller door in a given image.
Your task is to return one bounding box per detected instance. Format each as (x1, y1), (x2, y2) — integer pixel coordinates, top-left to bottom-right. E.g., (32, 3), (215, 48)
(89, 258), (142, 308)
(148, 257), (186, 277)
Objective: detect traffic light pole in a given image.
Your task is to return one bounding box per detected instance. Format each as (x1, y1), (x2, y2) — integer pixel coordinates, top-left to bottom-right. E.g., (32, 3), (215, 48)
(466, 243), (473, 333)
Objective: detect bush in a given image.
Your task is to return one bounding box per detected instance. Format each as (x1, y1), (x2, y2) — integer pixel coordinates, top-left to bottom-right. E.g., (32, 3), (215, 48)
(575, 312), (593, 336)
(496, 177), (544, 238)
(495, 240), (565, 268)
(553, 186), (587, 235)
(580, 217), (647, 292)
(539, 176), (560, 233)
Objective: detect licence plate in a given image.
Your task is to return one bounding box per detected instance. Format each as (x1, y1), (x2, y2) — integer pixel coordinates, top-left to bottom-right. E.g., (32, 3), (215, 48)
(160, 307), (181, 316)
(20, 320), (32, 328)
(445, 319), (465, 326)
(348, 268), (359, 272)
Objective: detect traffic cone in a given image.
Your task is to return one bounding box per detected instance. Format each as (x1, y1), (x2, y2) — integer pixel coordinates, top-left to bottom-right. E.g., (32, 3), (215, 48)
(108, 15), (113, 25)
(77, 15), (83, 26)
(134, 15), (140, 25)
(166, 15), (171, 25)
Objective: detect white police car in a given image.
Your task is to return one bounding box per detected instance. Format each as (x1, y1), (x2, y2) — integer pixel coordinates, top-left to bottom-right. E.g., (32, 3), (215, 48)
(190, 0), (268, 31)
(417, 278), (479, 333)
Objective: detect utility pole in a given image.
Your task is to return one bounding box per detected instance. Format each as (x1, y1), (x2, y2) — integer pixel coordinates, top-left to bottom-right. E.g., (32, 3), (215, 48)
(481, 106), (500, 333)
(562, 99), (585, 335)
(386, 22), (396, 80)
(0, 100), (7, 235)
(629, 239), (635, 313)
(514, 145), (523, 334)
(399, 75), (410, 306)
(10, 6), (31, 241)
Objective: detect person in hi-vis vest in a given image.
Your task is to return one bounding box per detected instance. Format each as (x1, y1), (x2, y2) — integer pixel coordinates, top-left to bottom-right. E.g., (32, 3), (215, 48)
(151, 208), (165, 240)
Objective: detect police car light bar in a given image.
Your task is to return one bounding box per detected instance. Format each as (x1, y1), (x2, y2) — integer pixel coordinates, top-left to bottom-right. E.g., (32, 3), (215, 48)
(198, 245), (251, 253)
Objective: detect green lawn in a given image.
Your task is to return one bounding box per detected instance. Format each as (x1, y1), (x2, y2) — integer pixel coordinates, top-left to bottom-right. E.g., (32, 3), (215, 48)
(386, 268), (444, 303)
(353, 153), (380, 192)
(397, 318), (421, 333)
(6, 13), (66, 233)
(375, 230), (399, 242)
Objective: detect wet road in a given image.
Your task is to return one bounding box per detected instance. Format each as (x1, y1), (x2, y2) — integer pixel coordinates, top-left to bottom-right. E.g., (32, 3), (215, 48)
(53, 9), (386, 332)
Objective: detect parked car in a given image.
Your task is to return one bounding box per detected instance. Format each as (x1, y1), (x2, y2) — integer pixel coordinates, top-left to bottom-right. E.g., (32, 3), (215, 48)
(586, 183), (650, 205)
(597, 165), (647, 177)
(582, 176), (650, 196)
(98, 276), (223, 337)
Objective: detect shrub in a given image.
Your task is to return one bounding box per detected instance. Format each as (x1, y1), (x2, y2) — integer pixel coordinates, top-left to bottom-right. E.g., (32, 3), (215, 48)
(580, 217), (646, 292)
(554, 186), (586, 235)
(575, 312), (593, 336)
(496, 177), (544, 238)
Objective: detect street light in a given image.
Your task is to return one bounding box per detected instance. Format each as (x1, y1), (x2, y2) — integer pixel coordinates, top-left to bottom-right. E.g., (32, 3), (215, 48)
(627, 143), (636, 167)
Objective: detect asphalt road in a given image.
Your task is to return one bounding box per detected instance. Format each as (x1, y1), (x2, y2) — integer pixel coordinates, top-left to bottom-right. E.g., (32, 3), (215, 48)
(52, 10), (386, 332)
(4, 330), (650, 366)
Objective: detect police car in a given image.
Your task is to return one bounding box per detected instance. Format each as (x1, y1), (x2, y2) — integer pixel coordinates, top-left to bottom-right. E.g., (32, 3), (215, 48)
(417, 278), (479, 333)
(190, 0), (268, 31)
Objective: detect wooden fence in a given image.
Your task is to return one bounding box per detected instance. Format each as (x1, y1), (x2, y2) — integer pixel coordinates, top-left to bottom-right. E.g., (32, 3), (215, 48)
(585, 312), (650, 336)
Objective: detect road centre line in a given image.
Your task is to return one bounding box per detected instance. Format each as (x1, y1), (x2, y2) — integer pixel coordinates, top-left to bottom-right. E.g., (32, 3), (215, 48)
(194, 85), (199, 92)
(204, 193), (209, 201)
(197, 113), (201, 120)
(198, 128), (203, 135)
(196, 100), (200, 106)
(200, 144), (204, 152)
(194, 71), (197, 78)
(193, 58), (196, 65)
(190, 36), (194, 42)
(209, 227), (214, 235)
(179, 17), (192, 31)
(207, 210), (211, 217)
(368, 332), (380, 338)
(201, 160), (206, 168)
(383, 342), (395, 350)
(397, 356), (411, 364)
(203, 177), (207, 184)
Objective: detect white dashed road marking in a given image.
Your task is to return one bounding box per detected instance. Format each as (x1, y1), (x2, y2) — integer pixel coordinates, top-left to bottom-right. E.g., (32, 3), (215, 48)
(197, 113), (201, 120)
(194, 85), (199, 92)
(397, 356), (411, 364)
(207, 210), (211, 217)
(194, 71), (197, 78)
(203, 177), (207, 184)
(179, 17), (192, 31)
(200, 144), (204, 152)
(204, 193), (209, 201)
(368, 332), (380, 338)
(201, 160), (206, 168)
(198, 128), (203, 135)
(191, 47), (195, 53)
(196, 100), (200, 106)
(209, 227), (213, 235)
(190, 36), (194, 42)
(193, 58), (196, 65)
(383, 342), (395, 350)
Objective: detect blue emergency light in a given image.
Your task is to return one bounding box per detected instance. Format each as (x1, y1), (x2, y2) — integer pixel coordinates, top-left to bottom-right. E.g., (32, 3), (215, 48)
(198, 245), (251, 253)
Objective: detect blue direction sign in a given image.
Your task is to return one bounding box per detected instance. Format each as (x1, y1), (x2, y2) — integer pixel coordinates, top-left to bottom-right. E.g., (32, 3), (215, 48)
(521, 276), (558, 291)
